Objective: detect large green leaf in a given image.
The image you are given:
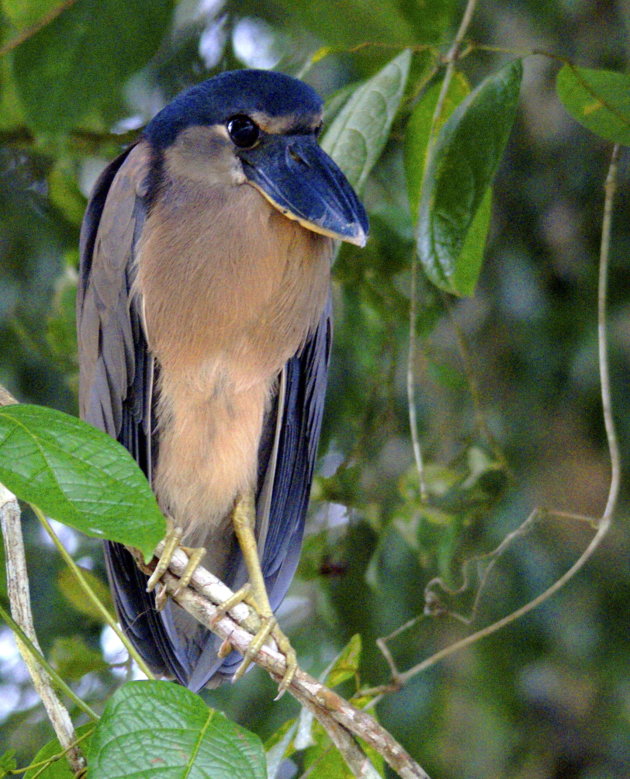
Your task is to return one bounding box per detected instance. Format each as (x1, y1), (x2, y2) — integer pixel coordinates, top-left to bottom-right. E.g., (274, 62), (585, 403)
(12, 0), (172, 134)
(0, 404), (164, 559)
(322, 49), (411, 193)
(404, 71), (471, 220)
(88, 681), (266, 779)
(556, 64), (630, 146)
(416, 60), (522, 296)
(272, 0), (455, 49)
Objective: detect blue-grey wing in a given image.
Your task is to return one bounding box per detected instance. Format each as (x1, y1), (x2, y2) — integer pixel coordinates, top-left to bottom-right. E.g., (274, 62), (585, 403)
(261, 297), (332, 604)
(77, 142), (191, 684)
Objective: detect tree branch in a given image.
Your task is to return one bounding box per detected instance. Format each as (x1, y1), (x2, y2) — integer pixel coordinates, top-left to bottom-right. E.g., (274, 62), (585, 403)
(142, 543), (431, 779)
(0, 483), (86, 776)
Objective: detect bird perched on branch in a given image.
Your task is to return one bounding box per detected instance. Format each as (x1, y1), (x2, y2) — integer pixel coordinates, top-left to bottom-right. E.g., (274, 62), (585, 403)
(77, 69), (367, 692)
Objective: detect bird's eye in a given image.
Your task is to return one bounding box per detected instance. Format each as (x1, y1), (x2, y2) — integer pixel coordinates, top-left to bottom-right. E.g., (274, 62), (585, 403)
(227, 115), (260, 148)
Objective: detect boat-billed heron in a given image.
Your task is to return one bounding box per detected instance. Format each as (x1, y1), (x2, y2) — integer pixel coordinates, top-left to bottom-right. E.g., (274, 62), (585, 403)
(77, 69), (367, 692)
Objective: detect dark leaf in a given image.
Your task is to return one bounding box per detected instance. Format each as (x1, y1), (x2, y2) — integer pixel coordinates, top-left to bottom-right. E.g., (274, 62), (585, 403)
(416, 60), (522, 295)
(12, 0), (172, 133)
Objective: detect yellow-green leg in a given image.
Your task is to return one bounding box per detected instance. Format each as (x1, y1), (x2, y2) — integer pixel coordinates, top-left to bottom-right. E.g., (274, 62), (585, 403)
(229, 492), (297, 694)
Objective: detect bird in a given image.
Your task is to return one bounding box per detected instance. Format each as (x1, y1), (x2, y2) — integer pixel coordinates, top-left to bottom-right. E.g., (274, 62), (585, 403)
(76, 69), (368, 692)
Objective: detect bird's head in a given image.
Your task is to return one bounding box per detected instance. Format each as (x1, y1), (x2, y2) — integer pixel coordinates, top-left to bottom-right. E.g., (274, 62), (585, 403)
(144, 69), (368, 247)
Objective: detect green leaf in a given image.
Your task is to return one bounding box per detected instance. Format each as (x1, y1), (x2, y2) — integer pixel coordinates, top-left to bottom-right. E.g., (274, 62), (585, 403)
(416, 60), (522, 296)
(57, 567), (113, 620)
(274, 0), (455, 49)
(24, 723), (94, 779)
(556, 64), (630, 145)
(12, 0), (172, 134)
(451, 186), (493, 296)
(322, 49), (412, 192)
(404, 71), (471, 220)
(88, 680), (266, 779)
(50, 636), (109, 680)
(274, 2), (412, 48)
(324, 634), (362, 688)
(0, 404), (165, 560)
(0, 749), (16, 778)
(0, 59), (25, 131)
(48, 161), (86, 226)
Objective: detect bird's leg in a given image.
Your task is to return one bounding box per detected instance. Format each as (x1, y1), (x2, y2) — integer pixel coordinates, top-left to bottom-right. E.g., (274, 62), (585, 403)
(228, 492), (297, 694)
(146, 518), (206, 610)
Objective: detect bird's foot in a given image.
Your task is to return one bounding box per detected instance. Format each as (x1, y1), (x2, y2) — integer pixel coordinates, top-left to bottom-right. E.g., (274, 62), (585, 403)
(146, 521), (205, 610)
(218, 493), (298, 695)
(211, 582), (297, 696)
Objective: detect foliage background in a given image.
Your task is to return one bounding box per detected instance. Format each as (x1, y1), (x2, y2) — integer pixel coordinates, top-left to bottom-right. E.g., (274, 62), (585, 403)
(0, 0), (629, 777)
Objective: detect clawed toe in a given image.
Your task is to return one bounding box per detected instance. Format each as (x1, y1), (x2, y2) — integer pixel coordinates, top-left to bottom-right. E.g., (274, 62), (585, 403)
(146, 523), (205, 607)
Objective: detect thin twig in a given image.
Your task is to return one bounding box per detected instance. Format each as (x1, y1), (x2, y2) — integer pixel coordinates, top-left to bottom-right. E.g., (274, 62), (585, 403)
(291, 685), (381, 779)
(407, 253), (428, 502)
(12, 726), (95, 779)
(596, 144), (621, 525)
(371, 143), (623, 695)
(0, 483), (86, 776)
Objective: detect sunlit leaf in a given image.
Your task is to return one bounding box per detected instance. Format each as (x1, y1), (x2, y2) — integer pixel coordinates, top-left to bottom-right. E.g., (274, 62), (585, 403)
(0, 404), (165, 560)
(57, 567), (113, 620)
(556, 64), (630, 145)
(50, 636), (109, 680)
(88, 681), (266, 779)
(322, 49), (411, 192)
(416, 60), (522, 295)
(451, 186), (493, 295)
(324, 633), (362, 688)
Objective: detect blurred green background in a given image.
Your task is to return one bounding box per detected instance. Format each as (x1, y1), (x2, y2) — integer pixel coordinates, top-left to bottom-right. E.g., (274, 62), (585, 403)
(0, 1), (629, 777)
